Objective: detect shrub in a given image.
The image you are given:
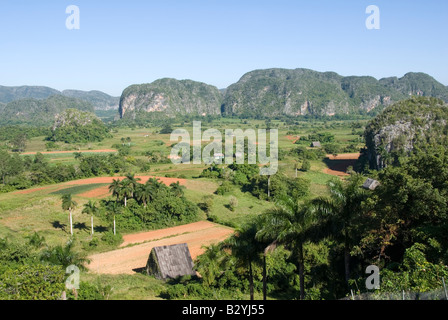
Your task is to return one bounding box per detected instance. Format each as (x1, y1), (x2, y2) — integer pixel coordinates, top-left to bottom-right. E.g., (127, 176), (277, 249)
(0, 264), (65, 300)
(301, 160), (311, 172)
(228, 196), (238, 211)
(101, 231), (123, 246)
(216, 181), (233, 195)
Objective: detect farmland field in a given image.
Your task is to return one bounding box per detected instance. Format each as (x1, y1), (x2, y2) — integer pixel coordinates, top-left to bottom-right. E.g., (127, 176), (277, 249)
(0, 119), (366, 300)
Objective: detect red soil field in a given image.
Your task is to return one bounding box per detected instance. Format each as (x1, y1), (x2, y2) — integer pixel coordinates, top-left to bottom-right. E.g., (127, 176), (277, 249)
(87, 221), (234, 275)
(13, 176), (186, 196)
(21, 149), (117, 155)
(286, 135), (300, 144)
(323, 153), (360, 177)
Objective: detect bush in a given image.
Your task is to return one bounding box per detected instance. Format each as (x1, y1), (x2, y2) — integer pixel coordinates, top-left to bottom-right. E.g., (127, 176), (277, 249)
(0, 264), (65, 300)
(216, 181), (233, 195)
(228, 196), (238, 211)
(301, 160), (311, 172)
(101, 231), (123, 246)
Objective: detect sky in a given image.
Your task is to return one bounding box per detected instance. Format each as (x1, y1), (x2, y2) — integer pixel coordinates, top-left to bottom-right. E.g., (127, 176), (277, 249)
(0, 0), (447, 97)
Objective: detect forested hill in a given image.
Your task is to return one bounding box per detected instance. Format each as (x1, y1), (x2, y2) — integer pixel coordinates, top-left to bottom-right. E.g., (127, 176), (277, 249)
(119, 78), (223, 119)
(364, 96), (448, 170)
(0, 85), (60, 103)
(221, 69), (448, 117)
(118, 68), (448, 119)
(0, 85), (119, 111)
(0, 95), (95, 126)
(61, 90), (119, 111)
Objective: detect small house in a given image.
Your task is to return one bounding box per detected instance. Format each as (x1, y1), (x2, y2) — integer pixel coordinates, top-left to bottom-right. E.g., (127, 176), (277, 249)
(146, 243), (196, 280)
(214, 153), (225, 161)
(311, 141), (321, 148)
(362, 178), (380, 191)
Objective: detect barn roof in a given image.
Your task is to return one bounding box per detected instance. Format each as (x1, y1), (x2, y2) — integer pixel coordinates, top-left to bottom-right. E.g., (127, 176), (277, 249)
(362, 178), (380, 190)
(311, 141), (321, 147)
(146, 243), (196, 280)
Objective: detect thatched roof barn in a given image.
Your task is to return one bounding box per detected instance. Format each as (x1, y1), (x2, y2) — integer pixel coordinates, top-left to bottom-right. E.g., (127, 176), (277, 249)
(146, 243), (196, 280)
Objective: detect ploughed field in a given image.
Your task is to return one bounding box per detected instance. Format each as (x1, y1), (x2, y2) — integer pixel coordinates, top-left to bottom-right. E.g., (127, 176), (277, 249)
(87, 221), (234, 275)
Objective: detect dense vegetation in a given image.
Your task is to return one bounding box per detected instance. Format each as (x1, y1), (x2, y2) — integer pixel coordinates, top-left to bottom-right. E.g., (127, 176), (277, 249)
(363, 96), (448, 169)
(0, 151), (148, 193)
(172, 151), (448, 299)
(0, 95), (95, 127)
(47, 109), (112, 144)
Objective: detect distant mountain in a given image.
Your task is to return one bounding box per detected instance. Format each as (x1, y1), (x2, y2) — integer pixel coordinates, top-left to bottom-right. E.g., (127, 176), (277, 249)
(0, 85), (60, 104)
(61, 90), (119, 111)
(119, 69), (448, 119)
(0, 85), (119, 111)
(0, 95), (95, 126)
(119, 78), (223, 119)
(221, 68), (448, 117)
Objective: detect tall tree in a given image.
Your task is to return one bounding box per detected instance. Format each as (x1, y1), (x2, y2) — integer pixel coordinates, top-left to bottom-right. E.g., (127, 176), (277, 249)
(106, 201), (122, 235)
(311, 174), (369, 287)
(224, 221), (266, 300)
(119, 179), (134, 207)
(135, 182), (158, 208)
(194, 243), (227, 287)
(256, 196), (316, 300)
(108, 179), (122, 201)
(170, 181), (185, 198)
(82, 200), (99, 235)
(62, 194), (77, 236)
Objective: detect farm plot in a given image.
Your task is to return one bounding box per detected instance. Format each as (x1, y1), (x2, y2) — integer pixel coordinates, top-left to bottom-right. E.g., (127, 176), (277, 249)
(323, 153), (360, 177)
(87, 221), (234, 275)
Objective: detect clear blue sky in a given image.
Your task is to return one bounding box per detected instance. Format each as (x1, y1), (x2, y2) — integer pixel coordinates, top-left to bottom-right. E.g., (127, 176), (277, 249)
(0, 0), (447, 96)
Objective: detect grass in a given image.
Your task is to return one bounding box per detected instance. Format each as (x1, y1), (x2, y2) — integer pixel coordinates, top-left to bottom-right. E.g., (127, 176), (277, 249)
(78, 272), (168, 300)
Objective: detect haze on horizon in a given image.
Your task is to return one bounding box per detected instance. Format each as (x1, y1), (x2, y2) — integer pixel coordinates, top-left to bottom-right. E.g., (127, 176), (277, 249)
(0, 0), (447, 97)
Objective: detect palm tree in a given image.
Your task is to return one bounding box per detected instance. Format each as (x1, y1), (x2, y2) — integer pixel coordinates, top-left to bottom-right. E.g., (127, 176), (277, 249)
(170, 181), (185, 198)
(119, 179), (134, 207)
(106, 201), (122, 235)
(108, 179), (122, 201)
(224, 221), (266, 300)
(62, 194), (77, 236)
(82, 200), (99, 235)
(256, 195), (316, 300)
(311, 174), (368, 288)
(194, 243), (227, 287)
(41, 239), (90, 270)
(135, 182), (157, 208)
(293, 160), (300, 178)
(124, 173), (141, 195)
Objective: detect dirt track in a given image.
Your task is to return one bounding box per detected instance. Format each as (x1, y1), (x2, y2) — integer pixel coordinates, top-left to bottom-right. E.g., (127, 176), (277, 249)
(22, 149), (117, 155)
(87, 221), (234, 275)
